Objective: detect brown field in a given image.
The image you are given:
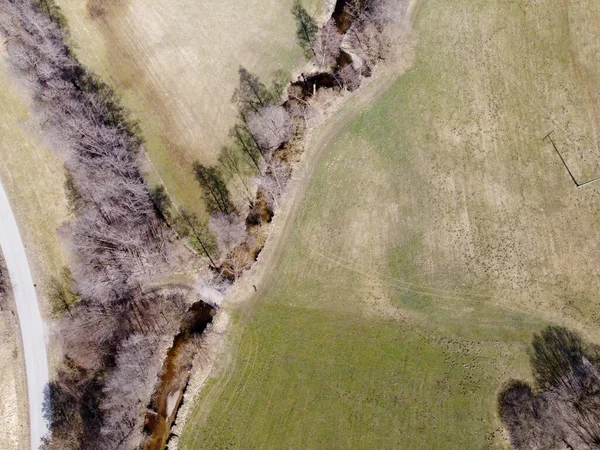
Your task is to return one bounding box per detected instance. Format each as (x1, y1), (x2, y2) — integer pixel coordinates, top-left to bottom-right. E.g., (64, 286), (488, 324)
(55, 0), (321, 213)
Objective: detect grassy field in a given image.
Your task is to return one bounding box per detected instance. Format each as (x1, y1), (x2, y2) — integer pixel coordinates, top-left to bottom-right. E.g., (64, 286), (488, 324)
(0, 252), (28, 450)
(0, 48), (71, 448)
(0, 279), (28, 450)
(180, 0), (600, 448)
(0, 49), (71, 316)
(54, 0), (321, 214)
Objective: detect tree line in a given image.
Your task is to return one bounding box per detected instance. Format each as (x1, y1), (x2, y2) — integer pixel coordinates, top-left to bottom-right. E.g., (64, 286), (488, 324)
(0, 1), (208, 448)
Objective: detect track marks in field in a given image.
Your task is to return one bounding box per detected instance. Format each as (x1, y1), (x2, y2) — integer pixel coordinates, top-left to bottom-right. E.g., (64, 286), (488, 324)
(186, 328), (260, 449)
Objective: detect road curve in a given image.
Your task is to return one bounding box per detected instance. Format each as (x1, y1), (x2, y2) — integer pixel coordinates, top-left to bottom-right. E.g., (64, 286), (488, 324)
(0, 180), (49, 449)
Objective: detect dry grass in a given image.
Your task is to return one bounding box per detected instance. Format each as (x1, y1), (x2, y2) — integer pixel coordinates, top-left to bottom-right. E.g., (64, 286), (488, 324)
(0, 260), (28, 450)
(0, 44), (72, 449)
(54, 0), (321, 214)
(0, 49), (71, 317)
(377, 0), (600, 333)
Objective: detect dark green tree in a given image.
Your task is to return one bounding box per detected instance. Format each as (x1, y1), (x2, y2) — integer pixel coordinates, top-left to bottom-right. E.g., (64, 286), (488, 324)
(193, 162), (235, 215)
(292, 0), (318, 58)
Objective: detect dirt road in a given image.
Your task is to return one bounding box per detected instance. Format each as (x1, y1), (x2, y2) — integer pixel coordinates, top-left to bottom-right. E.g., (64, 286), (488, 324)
(0, 180), (49, 449)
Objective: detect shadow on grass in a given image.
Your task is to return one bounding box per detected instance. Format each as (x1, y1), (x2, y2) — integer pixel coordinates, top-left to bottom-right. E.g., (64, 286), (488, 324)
(499, 326), (600, 449)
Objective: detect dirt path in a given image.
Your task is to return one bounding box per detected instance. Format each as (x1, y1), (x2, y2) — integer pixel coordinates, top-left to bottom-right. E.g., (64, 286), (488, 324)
(0, 180), (49, 450)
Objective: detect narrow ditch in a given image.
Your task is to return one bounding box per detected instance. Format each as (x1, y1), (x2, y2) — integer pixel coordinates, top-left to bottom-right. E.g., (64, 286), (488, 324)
(147, 1), (378, 447)
(141, 301), (215, 450)
(332, 0), (353, 33)
(287, 0), (364, 102)
(289, 72), (339, 100)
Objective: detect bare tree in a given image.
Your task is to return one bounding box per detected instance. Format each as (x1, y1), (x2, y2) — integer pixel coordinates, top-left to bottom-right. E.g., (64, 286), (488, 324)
(315, 18), (343, 69)
(197, 274), (230, 308)
(247, 106), (293, 157)
(100, 333), (161, 448)
(209, 213), (247, 257)
(340, 0), (403, 72)
(0, 3), (198, 449)
(337, 63), (361, 91)
(499, 326), (600, 450)
(255, 157), (292, 210)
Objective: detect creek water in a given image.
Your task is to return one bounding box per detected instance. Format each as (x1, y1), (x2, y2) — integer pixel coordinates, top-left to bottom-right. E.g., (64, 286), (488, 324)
(142, 301), (215, 450)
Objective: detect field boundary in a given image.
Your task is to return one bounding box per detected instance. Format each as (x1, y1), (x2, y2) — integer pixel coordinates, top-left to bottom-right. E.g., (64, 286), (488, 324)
(450, 1), (600, 190)
(543, 131), (600, 187)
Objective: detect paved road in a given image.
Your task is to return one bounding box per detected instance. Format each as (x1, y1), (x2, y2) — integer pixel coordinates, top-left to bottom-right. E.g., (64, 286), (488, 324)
(0, 180), (49, 450)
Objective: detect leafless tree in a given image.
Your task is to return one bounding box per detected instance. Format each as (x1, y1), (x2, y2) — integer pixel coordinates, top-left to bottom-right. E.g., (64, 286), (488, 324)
(100, 333), (161, 448)
(209, 213), (247, 258)
(337, 63), (362, 91)
(0, 3), (200, 449)
(247, 105), (293, 158)
(499, 326), (600, 450)
(255, 157), (292, 210)
(339, 0), (404, 72)
(315, 18), (343, 69)
(197, 275), (230, 308)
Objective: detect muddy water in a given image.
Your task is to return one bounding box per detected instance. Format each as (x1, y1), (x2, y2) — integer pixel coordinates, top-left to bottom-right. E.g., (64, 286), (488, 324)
(289, 72), (339, 100)
(141, 302), (215, 450)
(332, 0), (353, 32)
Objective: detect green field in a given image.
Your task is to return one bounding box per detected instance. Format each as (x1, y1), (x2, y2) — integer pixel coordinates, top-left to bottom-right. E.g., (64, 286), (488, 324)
(181, 0), (600, 448)
(55, 0), (321, 215)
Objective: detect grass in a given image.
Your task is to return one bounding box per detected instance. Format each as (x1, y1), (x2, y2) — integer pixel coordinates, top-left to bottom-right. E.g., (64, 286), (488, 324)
(180, 0), (600, 448)
(181, 300), (536, 449)
(0, 284), (28, 450)
(0, 50), (71, 317)
(0, 48), (70, 449)
(54, 0), (322, 215)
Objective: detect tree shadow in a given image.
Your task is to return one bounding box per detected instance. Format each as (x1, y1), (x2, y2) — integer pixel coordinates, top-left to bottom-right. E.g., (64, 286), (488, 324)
(499, 326), (600, 450)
